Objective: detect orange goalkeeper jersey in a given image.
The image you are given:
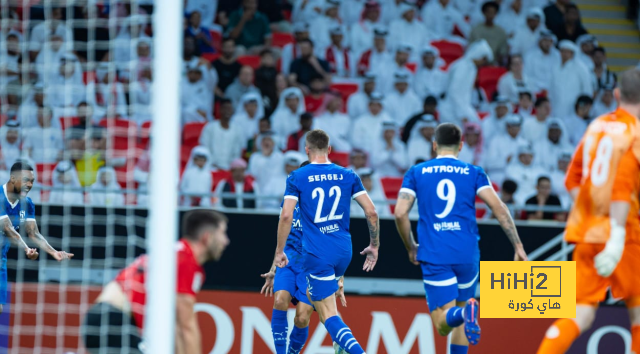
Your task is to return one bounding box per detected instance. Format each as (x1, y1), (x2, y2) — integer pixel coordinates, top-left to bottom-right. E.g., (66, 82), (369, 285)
(565, 107), (640, 244)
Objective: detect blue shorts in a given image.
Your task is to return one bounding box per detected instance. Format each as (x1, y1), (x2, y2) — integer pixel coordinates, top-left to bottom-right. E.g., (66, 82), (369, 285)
(274, 253), (312, 306)
(304, 250), (350, 302)
(421, 262), (479, 311)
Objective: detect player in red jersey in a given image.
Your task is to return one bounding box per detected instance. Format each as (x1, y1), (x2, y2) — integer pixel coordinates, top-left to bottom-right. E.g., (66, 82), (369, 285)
(82, 209), (229, 354)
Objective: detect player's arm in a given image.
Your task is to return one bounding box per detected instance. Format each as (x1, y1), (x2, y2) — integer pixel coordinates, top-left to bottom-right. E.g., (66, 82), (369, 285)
(24, 220), (73, 261)
(355, 193), (379, 272)
(565, 139), (584, 201)
(478, 188), (528, 261)
(393, 191), (419, 265)
(1, 217), (38, 260)
(274, 198), (297, 268)
(175, 294), (201, 354)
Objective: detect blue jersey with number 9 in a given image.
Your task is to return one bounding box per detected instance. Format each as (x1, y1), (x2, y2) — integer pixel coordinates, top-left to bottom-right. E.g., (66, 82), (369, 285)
(400, 156), (492, 265)
(284, 163), (366, 257)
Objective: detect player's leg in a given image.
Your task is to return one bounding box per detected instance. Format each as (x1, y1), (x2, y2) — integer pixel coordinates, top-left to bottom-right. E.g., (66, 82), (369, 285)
(288, 271), (315, 354)
(537, 244), (604, 354)
(611, 244), (640, 354)
(450, 301), (469, 353)
(272, 266), (297, 354)
(422, 263), (467, 338)
(82, 302), (143, 354)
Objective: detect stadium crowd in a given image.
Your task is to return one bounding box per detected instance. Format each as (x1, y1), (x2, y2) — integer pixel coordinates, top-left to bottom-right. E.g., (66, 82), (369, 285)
(0, 0), (624, 220)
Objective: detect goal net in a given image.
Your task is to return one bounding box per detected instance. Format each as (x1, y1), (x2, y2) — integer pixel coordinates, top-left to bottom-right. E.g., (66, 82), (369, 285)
(0, 1), (178, 353)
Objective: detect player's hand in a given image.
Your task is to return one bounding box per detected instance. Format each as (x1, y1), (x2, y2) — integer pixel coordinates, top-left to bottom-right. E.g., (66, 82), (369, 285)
(408, 244), (419, 265)
(274, 252), (289, 268)
(595, 223), (625, 277)
(360, 245), (378, 272)
(52, 251), (74, 261)
(25, 248), (38, 260)
(260, 270), (275, 297)
(336, 277), (347, 307)
(514, 244), (528, 261)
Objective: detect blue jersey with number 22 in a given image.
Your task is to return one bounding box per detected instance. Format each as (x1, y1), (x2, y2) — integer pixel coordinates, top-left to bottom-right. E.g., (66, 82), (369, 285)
(400, 156), (492, 265)
(284, 163), (366, 257)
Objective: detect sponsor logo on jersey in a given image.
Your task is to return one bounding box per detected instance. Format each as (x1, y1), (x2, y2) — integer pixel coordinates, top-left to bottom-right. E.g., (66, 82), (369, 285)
(319, 224), (340, 234)
(292, 219), (302, 229)
(590, 120), (627, 135)
(19, 210), (25, 222)
(307, 174), (344, 182)
(422, 165), (470, 175)
(433, 221), (461, 232)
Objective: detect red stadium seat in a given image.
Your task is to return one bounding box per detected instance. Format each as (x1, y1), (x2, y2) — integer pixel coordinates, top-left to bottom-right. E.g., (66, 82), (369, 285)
(328, 151), (350, 167)
(329, 83), (359, 101)
(36, 163), (56, 186)
(83, 71), (96, 85)
(211, 170), (231, 190)
(272, 32), (295, 48)
(201, 52), (220, 62)
(210, 30), (222, 52)
(380, 177), (403, 200)
(406, 62), (417, 73)
(182, 122), (206, 150)
(475, 182), (500, 218)
(59, 116), (80, 131)
(430, 40), (464, 65)
(180, 145), (192, 172)
(478, 66), (508, 101)
(99, 118), (138, 155)
(238, 55), (261, 69)
(139, 121), (152, 147)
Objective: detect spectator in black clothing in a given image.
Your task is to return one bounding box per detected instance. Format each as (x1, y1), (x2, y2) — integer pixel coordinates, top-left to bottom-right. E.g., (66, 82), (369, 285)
(217, 0), (243, 28)
(258, 0), (291, 33)
(544, 0), (572, 37)
(255, 49), (279, 116)
(401, 96), (439, 143)
(525, 176), (565, 221)
(556, 4), (587, 42)
(500, 180), (518, 205)
(288, 39), (331, 94)
(213, 38), (242, 97)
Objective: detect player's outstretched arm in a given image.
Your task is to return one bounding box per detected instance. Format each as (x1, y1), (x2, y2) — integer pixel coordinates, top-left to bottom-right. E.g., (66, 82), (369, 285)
(355, 193), (379, 272)
(2, 218), (38, 260)
(25, 220), (73, 261)
(394, 192), (419, 265)
(175, 294), (202, 354)
(478, 188), (528, 261)
(274, 198), (297, 268)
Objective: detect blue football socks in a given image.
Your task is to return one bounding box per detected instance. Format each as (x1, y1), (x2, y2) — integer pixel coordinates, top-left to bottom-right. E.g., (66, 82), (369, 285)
(271, 309), (288, 354)
(287, 325), (309, 354)
(324, 316), (365, 354)
(445, 307), (465, 328)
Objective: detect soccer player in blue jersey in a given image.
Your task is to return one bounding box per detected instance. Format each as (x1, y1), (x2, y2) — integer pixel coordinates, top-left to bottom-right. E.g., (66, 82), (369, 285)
(394, 123), (528, 354)
(1, 162), (73, 313)
(273, 130), (379, 354)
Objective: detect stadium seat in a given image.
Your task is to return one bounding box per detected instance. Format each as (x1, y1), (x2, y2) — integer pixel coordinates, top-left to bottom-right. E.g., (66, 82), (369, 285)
(406, 62), (417, 73)
(182, 122), (206, 150)
(478, 66), (508, 101)
(272, 32), (295, 48)
(380, 177), (403, 200)
(211, 170), (231, 190)
(99, 118), (138, 155)
(329, 83), (359, 101)
(238, 55), (261, 69)
(210, 30), (222, 52)
(328, 151), (350, 167)
(475, 182), (500, 218)
(83, 71), (95, 85)
(59, 116), (80, 131)
(430, 40), (464, 65)
(139, 121), (152, 147)
(201, 53), (220, 63)
(36, 163), (56, 186)
(180, 145), (193, 172)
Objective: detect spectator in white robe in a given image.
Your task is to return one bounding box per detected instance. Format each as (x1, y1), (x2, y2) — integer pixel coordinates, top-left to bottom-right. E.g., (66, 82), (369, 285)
(481, 96), (512, 145)
(515, 90), (535, 118)
(591, 47), (617, 96)
(248, 131), (286, 193)
(523, 29), (560, 93)
(18, 83), (47, 129)
(496, 0), (527, 39)
(590, 83), (617, 117)
(341, 0), (368, 26)
(292, 0), (323, 24)
(484, 114), (527, 185)
(375, 44), (413, 93)
(271, 87), (306, 143)
(180, 146), (213, 207)
(113, 12), (151, 72)
(549, 40), (593, 118)
(458, 122), (484, 166)
(407, 115), (438, 165)
(86, 62), (128, 121)
(29, 7), (74, 56)
(575, 34), (597, 71)
(414, 46), (448, 100)
(510, 7), (545, 55)
(34, 36), (68, 83)
(0, 120), (21, 170)
(351, 167), (390, 216)
(321, 26), (352, 78)
(1, 31), (22, 88)
(259, 151), (305, 210)
(380, 0), (406, 24)
(186, 0), (219, 29)
(88, 167), (125, 207)
(281, 22), (310, 75)
(49, 160), (84, 205)
(22, 107), (63, 164)
(549, 149), (573, 208)
(383, 70), (422, 126)
(310, 0), (343, 57)
(422, 0), (470, 41)
(128, 64), (153, 126)
(199, 98), (244, 170)
(45, 54), (86, 113)
(347, 71), (377, 118)
(133, 149), (150, 206)
(453, 0), (481, 19)
(505, 142), (546, 205)
(388, 3), (433, 61)
(350, 0), (382, 58)
(352, 92), (391, 155)
(232, 92), (265, 144)
(180, 61), (213, 124)
(371, 120), (408, 177)
(521, 96), (553, 143)
(313, 92), (352, 152)
(534, 118), (573, 170)
(497, 54), (533, 104)
(471, 85), (492, 114)
(355, 27), (394, 77)
(440, 39), (493, 125)
(564, 95), (593, 145)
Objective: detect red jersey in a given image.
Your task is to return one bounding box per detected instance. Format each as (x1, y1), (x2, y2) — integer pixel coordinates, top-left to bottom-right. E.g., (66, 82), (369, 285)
(114, 239), (205, 330)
